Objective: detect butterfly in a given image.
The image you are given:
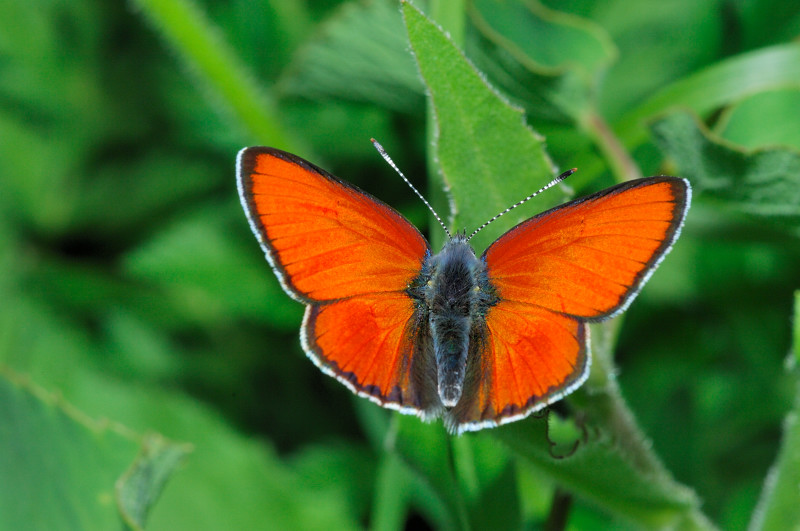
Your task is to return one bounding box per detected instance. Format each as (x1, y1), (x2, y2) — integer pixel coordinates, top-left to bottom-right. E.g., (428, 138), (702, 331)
(237, 146), (690, 435)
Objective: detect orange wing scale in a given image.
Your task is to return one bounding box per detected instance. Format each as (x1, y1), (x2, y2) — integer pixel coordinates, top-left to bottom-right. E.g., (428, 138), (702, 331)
(449, 302), (587, 430)
(484, 302), (586, 413)
(303, 293), (436, 412)
(239, 148), (429, 302)
(483, 178), (689, 320)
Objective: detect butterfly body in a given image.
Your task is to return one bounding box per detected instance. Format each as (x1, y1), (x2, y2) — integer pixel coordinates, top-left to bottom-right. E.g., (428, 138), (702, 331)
(237, 146), (690, 434)
(408, 235), (498, 408)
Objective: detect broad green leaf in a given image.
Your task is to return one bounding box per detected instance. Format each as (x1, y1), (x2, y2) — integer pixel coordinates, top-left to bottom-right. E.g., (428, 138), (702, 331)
(280, 0), (424, 112)
(716, 88), (800, 151)
(749, 291), (800, 531)
(467, 0), (616, 120)
(494, 418), (708, 529)
(403, 1), (562, 252)
(617, 43), (800, 152)
(0, 292), (362, 530)
(472, 0), (613, 75)
(651, 111), (800, 228)
(0, 371), (186, 531)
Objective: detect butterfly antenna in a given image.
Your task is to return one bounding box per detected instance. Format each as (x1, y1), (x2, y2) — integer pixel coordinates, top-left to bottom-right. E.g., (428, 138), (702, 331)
(466, 168), (577, 242)
(371, 139), (452, 238)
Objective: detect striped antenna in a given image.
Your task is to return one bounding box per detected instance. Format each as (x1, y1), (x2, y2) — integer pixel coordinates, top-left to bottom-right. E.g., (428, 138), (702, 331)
(466, 168), (576, 242)
(371, 139), (452, 239)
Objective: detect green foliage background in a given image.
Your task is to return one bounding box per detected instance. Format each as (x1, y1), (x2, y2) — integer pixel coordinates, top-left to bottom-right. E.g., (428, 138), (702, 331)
(1, 0), (800, 529)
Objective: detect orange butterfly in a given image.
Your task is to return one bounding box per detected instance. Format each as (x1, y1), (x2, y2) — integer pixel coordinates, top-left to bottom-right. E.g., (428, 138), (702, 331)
(237, 146), (690, 434)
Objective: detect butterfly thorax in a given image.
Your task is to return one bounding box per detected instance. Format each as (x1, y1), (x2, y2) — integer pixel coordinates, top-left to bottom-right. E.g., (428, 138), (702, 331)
(408, 235), (499, 408)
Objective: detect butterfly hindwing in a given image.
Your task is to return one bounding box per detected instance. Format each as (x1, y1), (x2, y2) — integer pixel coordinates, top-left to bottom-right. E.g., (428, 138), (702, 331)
(303, 293), (442, 414)
(446, 302), (587, 432)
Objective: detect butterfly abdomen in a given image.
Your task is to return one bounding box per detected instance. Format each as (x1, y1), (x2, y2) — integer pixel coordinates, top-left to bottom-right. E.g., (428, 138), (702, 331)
(412, 237), (498, 408)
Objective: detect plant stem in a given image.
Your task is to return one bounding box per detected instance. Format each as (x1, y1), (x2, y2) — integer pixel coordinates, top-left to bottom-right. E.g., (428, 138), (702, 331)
(132, 0), (305, 150)
(580, 110), (642, 182)
(544, 489), (572, 531)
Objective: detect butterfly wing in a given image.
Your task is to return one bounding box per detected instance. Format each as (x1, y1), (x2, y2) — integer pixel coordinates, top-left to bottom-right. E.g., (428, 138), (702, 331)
(303, 293), (440, 415)
(451, 177), (690, 432)
(483, 177), (690, 319)
(447, 302), (587, 433)
(237, 147), (437, 413)
(237, 147), (430, 302)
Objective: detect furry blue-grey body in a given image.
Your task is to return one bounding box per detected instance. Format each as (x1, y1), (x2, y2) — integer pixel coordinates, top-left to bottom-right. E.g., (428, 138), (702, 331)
(408, 235), (499, 408)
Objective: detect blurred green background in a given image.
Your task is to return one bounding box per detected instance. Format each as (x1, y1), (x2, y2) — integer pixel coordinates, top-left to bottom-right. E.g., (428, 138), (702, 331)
(1, 0), (800, 529)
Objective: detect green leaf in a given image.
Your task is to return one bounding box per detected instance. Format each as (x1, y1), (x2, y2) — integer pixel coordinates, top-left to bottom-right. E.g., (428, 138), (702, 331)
(494, 418), (708, 529)
(280, 0), (424, 112)
(69, 151), (220, 236)
(749, 291), (800, 530)
(391, 417), (467, 530)
(370, 452), (414, 531)
(403, 0), (562, 252)
(591, 0), (723, 119)
(467, 0), (616, 120)
(0, 291), (362, 530)
(0, 371), (186, 531)
(117, 435), (191, 531)
(123, 203), (301, 329)
(716, 88), (800, 151)
(736, 0), (800, 50)
(0, 1), (123, 234)
(617, 43), (800, 152)
(452, 434), (521, 531)
(650, 111), (800, 227)
(288, 444), (376, 529)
